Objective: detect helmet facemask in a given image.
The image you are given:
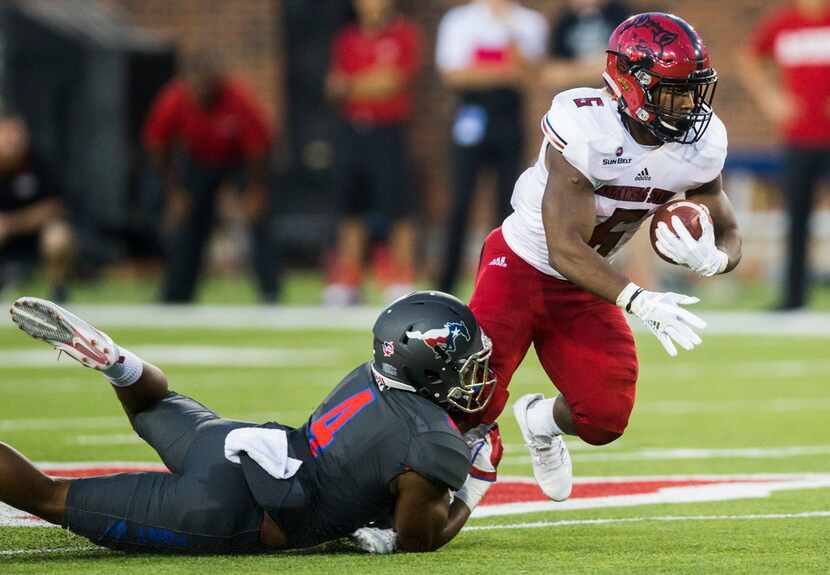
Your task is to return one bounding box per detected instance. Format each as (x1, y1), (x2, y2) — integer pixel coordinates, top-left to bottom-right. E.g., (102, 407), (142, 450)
(443, 331), (496, 413)
(605, 13), (719, 145)
(641, 67), (717, 144)
(370, 290), (498, 415)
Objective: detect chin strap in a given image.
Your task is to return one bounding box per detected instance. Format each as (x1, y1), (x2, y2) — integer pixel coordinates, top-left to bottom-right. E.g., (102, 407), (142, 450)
(371, 365), (417, 394)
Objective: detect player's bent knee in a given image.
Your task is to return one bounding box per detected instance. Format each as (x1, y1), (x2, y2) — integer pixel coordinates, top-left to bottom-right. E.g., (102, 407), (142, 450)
(574, 421), (624, 446)
(572, 396), (634, 446)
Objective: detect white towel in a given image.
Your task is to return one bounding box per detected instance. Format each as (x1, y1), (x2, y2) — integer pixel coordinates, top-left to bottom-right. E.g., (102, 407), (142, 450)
(224, 427), (303, 480)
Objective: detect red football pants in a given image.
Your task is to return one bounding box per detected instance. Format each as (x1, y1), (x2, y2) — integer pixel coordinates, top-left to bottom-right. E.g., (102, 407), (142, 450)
(469, 228), (638, 445)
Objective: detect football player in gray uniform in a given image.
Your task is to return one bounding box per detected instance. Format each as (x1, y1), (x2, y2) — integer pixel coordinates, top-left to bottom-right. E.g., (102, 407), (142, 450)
(1, 291), (502, 554)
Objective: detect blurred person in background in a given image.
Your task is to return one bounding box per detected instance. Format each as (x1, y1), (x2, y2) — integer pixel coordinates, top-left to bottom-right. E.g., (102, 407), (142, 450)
(543, 0), (630, 88)
(144, 53), (278, 304)
(0, 116), (73, 302)
(738, 0), (830, 310)
(435, 0), (548, 295)
(324, 0), (422, 306)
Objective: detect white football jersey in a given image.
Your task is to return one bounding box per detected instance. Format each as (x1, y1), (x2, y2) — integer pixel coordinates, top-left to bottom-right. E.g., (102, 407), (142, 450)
(502, 87), (728, 280)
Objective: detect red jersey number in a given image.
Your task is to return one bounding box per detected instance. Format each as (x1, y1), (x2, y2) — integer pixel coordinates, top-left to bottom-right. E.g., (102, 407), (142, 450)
(589, 208), (650, 256)
(309, 387), (376, 457)
(573, 97), (604, 108)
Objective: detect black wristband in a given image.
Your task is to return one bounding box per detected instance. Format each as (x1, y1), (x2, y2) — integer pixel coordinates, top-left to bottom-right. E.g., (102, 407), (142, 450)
(625, 288), (645, 313)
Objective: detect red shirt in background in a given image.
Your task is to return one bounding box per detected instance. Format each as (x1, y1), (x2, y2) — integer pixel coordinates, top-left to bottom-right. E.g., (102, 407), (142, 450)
(143, 79), (273, 165)
(330, 17), (422, 125)
(750, 6), (830, 146)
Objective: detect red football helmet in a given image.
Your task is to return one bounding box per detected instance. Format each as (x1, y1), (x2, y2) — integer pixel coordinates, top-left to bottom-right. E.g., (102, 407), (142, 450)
(603, 12), (717, 144)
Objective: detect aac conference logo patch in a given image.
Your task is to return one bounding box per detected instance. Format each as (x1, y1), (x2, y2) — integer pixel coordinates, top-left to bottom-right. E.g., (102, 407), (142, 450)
(2, 465), (830, 526)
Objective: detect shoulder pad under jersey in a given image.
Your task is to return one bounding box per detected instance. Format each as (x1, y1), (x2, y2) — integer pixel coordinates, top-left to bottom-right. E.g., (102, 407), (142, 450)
(540, 87), (627, 187)
(663, 112), (729, 187)
(406, 430), (470, 491)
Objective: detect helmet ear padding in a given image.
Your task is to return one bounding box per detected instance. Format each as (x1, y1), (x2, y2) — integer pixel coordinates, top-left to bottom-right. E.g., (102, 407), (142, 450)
(616, 53), (631, 74)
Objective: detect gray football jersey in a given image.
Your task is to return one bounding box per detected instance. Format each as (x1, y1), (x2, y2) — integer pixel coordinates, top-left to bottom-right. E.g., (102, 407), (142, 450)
(263, 362), (471, 547)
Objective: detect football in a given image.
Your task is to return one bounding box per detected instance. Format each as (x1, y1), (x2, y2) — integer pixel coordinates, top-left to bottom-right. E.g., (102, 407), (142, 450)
(649, 199), (711, 264)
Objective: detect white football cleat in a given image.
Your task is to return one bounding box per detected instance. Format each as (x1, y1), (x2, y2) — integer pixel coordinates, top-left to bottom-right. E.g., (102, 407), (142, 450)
(512, 393), (573, 501)
(10, 297), (118, 370)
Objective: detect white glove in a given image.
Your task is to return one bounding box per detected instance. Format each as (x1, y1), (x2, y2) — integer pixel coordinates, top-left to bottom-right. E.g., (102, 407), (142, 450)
(654, 210), (728, 277)
(617, 282), (706, 357)
(351, 527), (397, 554)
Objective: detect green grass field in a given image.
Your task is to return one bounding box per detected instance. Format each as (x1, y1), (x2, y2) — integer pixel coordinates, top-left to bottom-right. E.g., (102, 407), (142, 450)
(1, 316), (829, 574)
(4, 270), (830, 310)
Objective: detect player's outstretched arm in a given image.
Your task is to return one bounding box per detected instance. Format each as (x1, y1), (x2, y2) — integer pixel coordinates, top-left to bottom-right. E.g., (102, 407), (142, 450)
(386, 424), (503, 553)
(392, 471), (468, 552)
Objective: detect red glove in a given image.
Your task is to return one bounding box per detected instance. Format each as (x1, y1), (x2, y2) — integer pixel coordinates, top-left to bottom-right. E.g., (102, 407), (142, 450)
(455, 424), (503, 511)
(466, 423), (504, 482)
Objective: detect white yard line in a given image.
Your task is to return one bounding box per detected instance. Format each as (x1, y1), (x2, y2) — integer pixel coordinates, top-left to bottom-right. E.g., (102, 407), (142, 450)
(501, 472), (830, 482)
(641, 361), (830, 380)
(464, 510), (830, 531)
(0, 546), (100, 557)
(3, 471), (830, 533)
(71, 434), (143, 446)
(0, 346), (340, 369)
(0, 410), (308, 432)
(500, 445), (830, 465)
(635, 397), (830, 414)
(508, 362), (830, 390)
(473, 476), (830, 517)
(0, 305), (380, 331)
(0, 415), (126, 432)
(2, 305), (830, 335)
(2, 512), (829, 555)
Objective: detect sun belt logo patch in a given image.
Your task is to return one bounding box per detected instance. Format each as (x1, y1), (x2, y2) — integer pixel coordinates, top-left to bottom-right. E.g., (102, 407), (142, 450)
(406, 321), (471, 361)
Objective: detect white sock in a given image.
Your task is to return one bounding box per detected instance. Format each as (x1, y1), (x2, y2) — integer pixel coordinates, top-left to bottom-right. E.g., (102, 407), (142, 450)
(103, 348), (144, 387)
(527, 396), (563, 437)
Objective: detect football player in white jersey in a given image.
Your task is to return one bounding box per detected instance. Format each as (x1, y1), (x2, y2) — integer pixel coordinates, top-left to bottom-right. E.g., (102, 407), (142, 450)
(462, 13), (742, 500)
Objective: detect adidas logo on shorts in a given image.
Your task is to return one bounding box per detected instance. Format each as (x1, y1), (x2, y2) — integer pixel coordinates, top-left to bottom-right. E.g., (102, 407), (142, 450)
(488, 256), (507, 268)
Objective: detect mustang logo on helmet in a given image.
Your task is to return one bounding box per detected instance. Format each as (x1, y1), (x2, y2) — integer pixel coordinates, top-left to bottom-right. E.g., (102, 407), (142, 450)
(407, 321), (471, 362)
